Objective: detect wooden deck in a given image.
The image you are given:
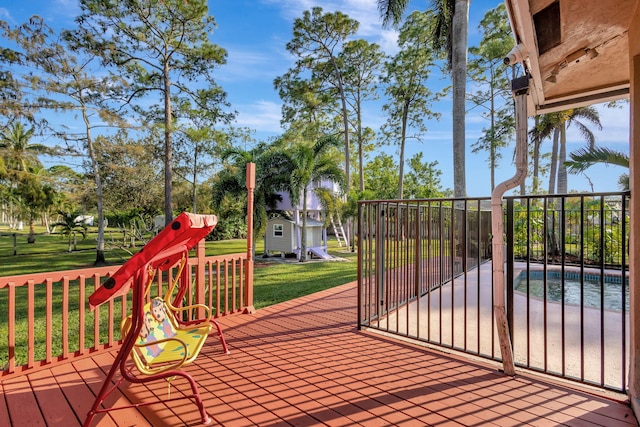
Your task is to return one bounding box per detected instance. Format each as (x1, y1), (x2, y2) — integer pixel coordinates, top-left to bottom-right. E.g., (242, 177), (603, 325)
(1, 281), (638, 426)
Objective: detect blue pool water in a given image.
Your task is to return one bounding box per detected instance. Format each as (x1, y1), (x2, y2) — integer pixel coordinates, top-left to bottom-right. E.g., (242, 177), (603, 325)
(514, 270), (629, 312)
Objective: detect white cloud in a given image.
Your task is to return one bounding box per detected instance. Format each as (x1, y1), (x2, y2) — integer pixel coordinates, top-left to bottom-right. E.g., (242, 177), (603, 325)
(465, 112), (487, 125)
(420, 130), (454, 141)
(0, 8), (11, 22)
(10, 1), (81, 27)
(565, 102), (630, 147)
(54, 0), (74, 7)
(376, 30), (400, 54)
(217, 47), (290, 83)
(261, 0), (402, 55)
(233, 100), (284, 134)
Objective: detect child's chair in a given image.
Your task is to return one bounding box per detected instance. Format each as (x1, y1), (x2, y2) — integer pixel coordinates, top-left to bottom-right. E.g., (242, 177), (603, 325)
(83, 213), (226, 427)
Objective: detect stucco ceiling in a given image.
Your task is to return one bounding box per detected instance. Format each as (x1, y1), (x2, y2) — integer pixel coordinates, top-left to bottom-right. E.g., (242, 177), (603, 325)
(504, 0), (638, 115)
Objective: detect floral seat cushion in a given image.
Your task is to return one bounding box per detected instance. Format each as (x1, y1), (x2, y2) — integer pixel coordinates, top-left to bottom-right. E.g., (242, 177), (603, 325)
(135, 297), (211, 365)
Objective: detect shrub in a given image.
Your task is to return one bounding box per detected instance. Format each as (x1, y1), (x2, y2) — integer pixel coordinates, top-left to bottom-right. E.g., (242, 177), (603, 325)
(207, 215), (247, 241)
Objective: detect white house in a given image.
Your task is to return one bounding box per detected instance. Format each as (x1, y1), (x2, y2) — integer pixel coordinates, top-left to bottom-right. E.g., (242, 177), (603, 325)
(264, 179), (342, 260)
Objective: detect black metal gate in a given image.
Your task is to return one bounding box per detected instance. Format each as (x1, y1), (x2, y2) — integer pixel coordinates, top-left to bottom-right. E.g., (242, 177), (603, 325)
(358, 192), (630, 392)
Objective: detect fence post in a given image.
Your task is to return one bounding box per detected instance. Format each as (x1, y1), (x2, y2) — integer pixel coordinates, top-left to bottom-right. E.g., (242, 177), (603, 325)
(376, 206), (386, 314)
(243, 162), (256, 314)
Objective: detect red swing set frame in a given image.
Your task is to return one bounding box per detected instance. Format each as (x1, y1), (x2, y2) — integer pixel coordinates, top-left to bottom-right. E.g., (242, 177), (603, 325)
(83, 212), (228, 426)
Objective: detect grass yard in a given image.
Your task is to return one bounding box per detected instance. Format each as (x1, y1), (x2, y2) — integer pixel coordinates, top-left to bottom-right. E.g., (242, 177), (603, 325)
(0, 229), (358, 301)
(0, 227), (254, 275)
(0, 225), (358, 368)
(253, 253), (357, 309)
(0, 226), (144, 274)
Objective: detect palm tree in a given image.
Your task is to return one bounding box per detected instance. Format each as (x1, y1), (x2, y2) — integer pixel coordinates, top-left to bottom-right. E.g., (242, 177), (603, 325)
(0, 155), (6, 180)
(530, 107), (602, 193)
(566, 145), (629, 190)
(53, 211), (88, 252)
(17, 175), (57, 243)
(0, 123), (53, 238)
(530, 112), (562, 193)
(212, 143), (292, 257)
(0, 122), (50, 182)
(282, 135), (345, 262)
(378, 0), (469, 197)
(528, 115), (544, 194)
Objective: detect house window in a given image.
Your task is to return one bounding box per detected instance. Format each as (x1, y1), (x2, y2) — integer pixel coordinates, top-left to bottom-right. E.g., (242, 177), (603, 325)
(273, 224), (283, 237)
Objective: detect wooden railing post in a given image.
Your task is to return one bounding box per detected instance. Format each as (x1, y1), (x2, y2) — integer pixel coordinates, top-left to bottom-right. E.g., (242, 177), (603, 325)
(196, 239), (206, 319)
(244, 162), (256, 314)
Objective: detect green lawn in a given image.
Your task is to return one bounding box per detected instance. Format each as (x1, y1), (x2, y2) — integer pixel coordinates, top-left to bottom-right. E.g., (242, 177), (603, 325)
(0, 227), (143, 273)
(0, 226), (358, 309)
(253, 253), (357, 309)
(0, 226), (357, 368)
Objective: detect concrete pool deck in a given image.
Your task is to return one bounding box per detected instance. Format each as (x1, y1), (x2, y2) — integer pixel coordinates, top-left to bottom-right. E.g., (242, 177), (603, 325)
(372, 261), (629, 392)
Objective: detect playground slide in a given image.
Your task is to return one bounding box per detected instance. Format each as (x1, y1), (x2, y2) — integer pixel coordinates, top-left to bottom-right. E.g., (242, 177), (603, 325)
(308, 246), (332, 260)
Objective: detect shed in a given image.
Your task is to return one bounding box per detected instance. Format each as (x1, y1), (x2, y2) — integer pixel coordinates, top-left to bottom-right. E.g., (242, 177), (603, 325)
(265, 215), (329, 259)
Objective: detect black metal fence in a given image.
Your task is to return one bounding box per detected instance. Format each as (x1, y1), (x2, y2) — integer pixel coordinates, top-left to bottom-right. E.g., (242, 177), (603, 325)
(358, 198), (494, 353)
(358, 191), (630, 392)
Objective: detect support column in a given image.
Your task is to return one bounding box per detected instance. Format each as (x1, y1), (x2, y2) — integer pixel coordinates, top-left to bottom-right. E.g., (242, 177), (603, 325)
(628, 1), (640, 413)
(491, 75), (529, 376)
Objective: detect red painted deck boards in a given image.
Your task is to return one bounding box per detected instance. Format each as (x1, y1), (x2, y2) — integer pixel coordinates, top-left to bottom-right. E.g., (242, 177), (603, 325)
(2, 281), (638, 426)
(49, 361), (118, 427)
(3, 375), (47, 426)
(0, 387), (12, 427)
(28, 369), (80, 425)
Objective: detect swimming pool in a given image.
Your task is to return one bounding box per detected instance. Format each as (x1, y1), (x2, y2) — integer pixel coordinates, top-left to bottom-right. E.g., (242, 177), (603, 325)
(514, 270), (629, 312)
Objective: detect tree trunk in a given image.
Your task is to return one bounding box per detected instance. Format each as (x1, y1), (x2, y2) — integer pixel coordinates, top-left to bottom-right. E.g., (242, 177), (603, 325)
(532, 116), (541, 193)
(95, 249), (106, 264)
(27, 219), (36, 243)
(330, 56), (351, 194)
(43, 213), (50, 234)
(192, 148), (198, 213)
(358, 96), (364, 192)
(490, 81), (496, 192)
(557, 124), (568, 194)
(548, 128), (560, 194)
(397, 103), (409, 199)
(82, 105), (107, 266)
(164, 62), (174, 225)
(300, 188), (308, 262)
(452, 0), (469, 197)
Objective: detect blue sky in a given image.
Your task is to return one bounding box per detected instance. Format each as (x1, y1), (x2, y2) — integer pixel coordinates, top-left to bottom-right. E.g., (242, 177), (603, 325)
(0, 0), (631, 196)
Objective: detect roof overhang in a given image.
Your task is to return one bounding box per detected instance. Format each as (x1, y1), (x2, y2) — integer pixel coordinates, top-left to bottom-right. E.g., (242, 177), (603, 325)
(504, 0), (638, 115)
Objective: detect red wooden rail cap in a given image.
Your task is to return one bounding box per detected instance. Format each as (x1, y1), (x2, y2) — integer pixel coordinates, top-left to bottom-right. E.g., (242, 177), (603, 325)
(88, 212), (218, 309)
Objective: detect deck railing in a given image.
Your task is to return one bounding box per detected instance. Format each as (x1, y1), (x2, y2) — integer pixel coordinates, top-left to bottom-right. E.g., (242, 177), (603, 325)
(358, 192), (630, 392)
(0, 241), (250, 379)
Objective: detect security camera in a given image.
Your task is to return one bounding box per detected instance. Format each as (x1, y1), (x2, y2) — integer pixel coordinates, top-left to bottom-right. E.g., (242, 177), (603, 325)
(503, 44), (528, 65)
